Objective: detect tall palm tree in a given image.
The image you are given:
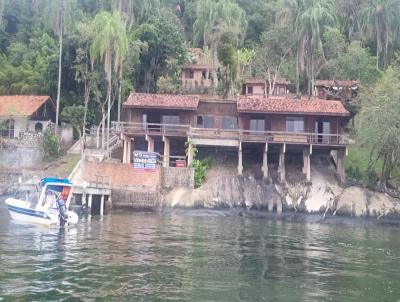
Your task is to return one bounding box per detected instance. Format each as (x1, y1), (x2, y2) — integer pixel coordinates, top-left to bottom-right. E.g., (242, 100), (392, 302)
(193, 0), (247, 93)
(278, 0), (336, 95)
(360, 0), (400, 69)
(91, 11), (128, 151)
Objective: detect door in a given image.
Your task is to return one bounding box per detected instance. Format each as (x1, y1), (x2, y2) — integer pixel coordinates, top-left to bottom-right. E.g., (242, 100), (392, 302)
(315, 121), (330, 144)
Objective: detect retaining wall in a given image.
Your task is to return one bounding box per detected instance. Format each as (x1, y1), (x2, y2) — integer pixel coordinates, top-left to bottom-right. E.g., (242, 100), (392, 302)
(162, 167), (195, 189)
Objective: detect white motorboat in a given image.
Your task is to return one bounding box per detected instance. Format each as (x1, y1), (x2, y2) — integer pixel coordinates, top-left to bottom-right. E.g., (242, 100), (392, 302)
(5, 178), (79, 226)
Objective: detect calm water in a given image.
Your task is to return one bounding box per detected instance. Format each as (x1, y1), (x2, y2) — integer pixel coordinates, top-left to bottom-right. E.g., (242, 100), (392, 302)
(1, 204), (400, 301)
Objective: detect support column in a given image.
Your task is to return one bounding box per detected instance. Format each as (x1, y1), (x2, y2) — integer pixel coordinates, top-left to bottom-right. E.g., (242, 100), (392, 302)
(88, 194), (93, 214)
(279, 144), (286, 182)
(187, 139), (194, 167)
(238, 142), (243, 175)
(303, 148), (311, 182)
(163, 136), (170, 168)
(100, 195), (104, 216)
(122, 136), (128, 163)
(337, 148), (346, 185)
(262, 143), (269, 178)
(127, 138), (132, 164)
(146, 135), (154, 152)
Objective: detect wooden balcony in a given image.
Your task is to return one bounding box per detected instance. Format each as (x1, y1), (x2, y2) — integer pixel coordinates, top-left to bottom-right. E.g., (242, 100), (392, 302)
(112, 122), (348, 146)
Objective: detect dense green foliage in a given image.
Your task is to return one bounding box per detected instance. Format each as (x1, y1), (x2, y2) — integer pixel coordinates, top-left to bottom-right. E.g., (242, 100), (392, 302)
(192, 158), (212, 188)
(42, 128), (60, 160)
(1, 0), (400, 185)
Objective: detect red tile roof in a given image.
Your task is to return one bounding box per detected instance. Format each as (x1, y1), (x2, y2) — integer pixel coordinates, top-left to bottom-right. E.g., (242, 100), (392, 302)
(0, 95), (53, 117)
(315, 80), (359, 87)
(237, 96), (350, 116)
(244, 77), (290, 85)
(124, 93), (200, 110)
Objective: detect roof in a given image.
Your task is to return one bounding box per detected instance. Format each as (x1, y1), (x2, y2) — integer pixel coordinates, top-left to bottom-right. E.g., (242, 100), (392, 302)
(0, 95), (52, 117)
(244, 77), (290, 85)
(123, 93), (200, 110)
(237, 96), (350, 116)
(314, 80), (359, 87)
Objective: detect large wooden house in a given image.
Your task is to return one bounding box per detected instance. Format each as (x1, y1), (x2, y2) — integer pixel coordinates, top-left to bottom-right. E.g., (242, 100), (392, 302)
(242, 78), (290, 97)
(116, 93), (349, 183)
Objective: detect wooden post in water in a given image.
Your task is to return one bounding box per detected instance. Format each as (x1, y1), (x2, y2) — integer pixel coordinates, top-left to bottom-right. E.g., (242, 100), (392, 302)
(100, 195), (104, 216)
(238, 142), (243, 176)
(262, 142), (269, 179)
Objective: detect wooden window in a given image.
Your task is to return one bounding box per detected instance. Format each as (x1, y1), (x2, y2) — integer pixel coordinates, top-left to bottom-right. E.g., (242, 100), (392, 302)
(250, 119), (265, 132)
(286, 117), (304, 133)
(185, 70), (194, 79)
(201, 70), (207, 79)
(197, 115), (215, 128)
(221, 116), (238, 130)
(0, 119), (14, 138)
(247, 85), (253, 95)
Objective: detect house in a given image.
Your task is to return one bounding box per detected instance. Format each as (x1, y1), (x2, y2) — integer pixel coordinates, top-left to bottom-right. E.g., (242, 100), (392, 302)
(116, 93), (350, 183)
(242, 78), (290, 97)
(314, 80), (359, 100)
(181, 48), (216, 92)
(0, 95), (56, 138)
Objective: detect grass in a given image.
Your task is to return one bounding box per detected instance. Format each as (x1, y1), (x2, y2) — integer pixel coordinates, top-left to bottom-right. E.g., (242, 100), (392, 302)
(44, 154), (81, 178)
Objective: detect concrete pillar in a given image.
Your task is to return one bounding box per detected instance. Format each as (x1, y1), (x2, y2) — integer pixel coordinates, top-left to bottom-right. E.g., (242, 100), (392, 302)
(163, 136), (170, 168)
(279, 144), (285, 182)
(187, 140), (194, 167)
(303, 148), (311, 182)
(238, 142), (243, 175)
(146, 135), (154, 152)
(122, 137), (128, 163)
(337, 148), (346, 185)
(127, 139), (132, 164)
(262, 143), (269, 178)
(100, 195), (104, 216)
(88, 194), (93, 214)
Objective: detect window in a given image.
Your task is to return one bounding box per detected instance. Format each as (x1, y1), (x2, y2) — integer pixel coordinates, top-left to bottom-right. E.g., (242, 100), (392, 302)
(162, 115), (180, 125)
(185, 70), (194, 79)
(250, 119), (265, 132)
(202, 70), (207, 79)
(34, 122), (43, 132)
(286, 117), (304, 133)
(221, 116), (238, 130)
(0, 119), (15, 138)
(247, 85), (253, 95)
(142, 114), (147, 130)
(197, 115), (215, 128)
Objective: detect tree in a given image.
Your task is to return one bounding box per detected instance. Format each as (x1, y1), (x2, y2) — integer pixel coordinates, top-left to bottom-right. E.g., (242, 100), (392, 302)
(254, 26), (292, 97)
(357, 67), (400, 189)
(360, 0), (400, 69)
(218, 32), (238, 98)
(193, 0), (247, 93)
(90, 11), (128, 152)
(61, 105), (85, 139)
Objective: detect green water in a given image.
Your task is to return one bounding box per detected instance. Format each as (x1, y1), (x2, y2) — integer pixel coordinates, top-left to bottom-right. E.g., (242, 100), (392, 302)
(1, 205), (400, 301)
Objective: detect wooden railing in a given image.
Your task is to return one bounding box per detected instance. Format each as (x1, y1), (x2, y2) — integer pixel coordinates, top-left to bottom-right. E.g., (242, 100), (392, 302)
(112, 122), (347, 146)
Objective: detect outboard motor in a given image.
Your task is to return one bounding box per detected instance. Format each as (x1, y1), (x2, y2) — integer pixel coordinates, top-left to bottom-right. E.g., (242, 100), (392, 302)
(56, 197), (68, 226)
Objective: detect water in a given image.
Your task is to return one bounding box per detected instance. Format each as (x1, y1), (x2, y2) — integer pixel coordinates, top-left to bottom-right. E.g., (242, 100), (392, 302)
(1, 204), (400, 301)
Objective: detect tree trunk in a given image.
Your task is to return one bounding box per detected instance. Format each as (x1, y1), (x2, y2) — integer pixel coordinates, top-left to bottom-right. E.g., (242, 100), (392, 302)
(376, 21), (380, 70)
(55, 0), (65, 138)
(117, 65), (123, 122)
(101, 105), (106, 151)
(311, 48), (315, 98)
(107, 74), (112, 155)
(296, 48), (300, 94)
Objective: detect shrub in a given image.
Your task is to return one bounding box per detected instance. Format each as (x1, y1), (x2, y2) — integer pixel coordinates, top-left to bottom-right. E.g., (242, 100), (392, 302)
(191, 158), (212, 188)
(42, 128), (59, 160)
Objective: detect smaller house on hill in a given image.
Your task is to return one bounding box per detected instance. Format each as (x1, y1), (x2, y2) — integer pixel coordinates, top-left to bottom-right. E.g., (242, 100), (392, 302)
(0, 95), (55, 138)
(242, 78), (290, 97)
(314, 80), (359, 101)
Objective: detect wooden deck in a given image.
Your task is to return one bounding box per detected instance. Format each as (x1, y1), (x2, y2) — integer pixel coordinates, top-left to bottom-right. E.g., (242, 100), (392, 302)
(112, 122), (347, 146)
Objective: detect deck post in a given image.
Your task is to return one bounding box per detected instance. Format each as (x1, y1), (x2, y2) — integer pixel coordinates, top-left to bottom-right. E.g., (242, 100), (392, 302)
(100, 195), (104, 216)
(262, 142), (268, 178)
(163, 136), (170, 168)
(127, 138), (132, 164)
(337, 148), (346, 185)
(122, 136), (128, 163)
(279, 145), (285, 182)
(238, 141), (243, 176)
(187, 139), (194, 167)
(303, 148), (311, 181)
(88, 194), (93, 214)
(146, 135), (154, 152)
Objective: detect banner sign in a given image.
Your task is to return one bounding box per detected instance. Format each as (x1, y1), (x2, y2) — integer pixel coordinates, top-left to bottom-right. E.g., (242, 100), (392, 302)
(133, 151), (158, 171)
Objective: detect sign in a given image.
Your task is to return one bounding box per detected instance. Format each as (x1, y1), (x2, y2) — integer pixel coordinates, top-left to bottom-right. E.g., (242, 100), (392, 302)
(176, 160), (186, 168)
(133, 151), (158, 171)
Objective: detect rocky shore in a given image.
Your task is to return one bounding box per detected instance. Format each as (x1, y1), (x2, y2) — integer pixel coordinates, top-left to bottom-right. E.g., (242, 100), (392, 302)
(164, 155), (400, 220)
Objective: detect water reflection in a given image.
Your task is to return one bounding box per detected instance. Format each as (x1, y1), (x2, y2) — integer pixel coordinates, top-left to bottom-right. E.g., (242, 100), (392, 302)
(1, 204), (400, 301)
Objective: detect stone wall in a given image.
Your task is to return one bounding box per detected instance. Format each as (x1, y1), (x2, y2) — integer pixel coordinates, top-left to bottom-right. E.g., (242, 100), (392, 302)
(0, 147), (42, 169)
(1, 132), (43, 148)
(162, 167), (195, 189)
(112, 188), (160, 210)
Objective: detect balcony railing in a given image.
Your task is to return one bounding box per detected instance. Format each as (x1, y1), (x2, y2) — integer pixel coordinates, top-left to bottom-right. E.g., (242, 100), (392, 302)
(112, 122), (347, 146)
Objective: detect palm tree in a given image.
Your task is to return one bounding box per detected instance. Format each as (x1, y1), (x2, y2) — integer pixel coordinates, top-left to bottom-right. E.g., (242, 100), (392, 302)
(90, 11), (128, 152)
(360, 0), (400, 69)
(193, 0), (247, 93)
(278, 0), (336, 95)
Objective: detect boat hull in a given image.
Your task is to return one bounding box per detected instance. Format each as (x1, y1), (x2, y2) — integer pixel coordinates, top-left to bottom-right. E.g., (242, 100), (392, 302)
(5, 198), (78, 226)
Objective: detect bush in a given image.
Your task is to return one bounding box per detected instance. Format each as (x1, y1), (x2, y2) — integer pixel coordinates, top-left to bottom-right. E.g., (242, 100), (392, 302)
(42, 128), (59, 160)
(191, 158), (212, 188)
